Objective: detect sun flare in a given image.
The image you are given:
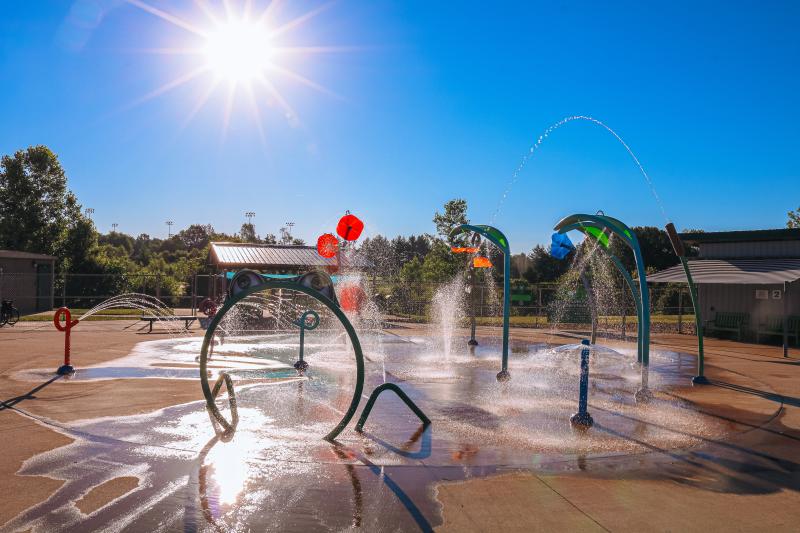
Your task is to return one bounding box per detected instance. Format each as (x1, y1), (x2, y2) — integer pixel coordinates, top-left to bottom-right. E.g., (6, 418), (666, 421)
(203, 18), (273, 83)
(124, 0), (345, 141)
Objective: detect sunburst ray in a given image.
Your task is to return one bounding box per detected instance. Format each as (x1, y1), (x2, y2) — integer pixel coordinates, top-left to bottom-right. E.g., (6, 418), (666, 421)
(121, 0), (350, 145)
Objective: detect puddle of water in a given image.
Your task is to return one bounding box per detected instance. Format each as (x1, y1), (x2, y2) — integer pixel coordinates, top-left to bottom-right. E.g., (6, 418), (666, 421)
(6, 332), (759, 531)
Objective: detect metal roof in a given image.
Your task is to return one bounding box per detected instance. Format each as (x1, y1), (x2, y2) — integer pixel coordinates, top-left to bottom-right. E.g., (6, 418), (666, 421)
(679, 228), (800, 244)
(210, 242), (372, 269)
(649, 259), (800, 285)
(0, 249), (56, 260)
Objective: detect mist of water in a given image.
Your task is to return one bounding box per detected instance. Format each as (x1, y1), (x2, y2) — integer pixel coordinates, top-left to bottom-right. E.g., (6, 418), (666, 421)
(491, 115), (669, 223)
(432, 274), (466, 359)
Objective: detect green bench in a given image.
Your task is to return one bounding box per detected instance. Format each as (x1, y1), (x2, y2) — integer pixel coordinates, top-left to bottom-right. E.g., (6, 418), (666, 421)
(705, 311), (749, 341)
(756, 315), (800, 345)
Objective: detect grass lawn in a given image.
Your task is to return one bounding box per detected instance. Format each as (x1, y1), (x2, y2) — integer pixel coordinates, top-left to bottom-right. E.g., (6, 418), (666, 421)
(392, 314), (695, 328)
(20, 308), (165, 322)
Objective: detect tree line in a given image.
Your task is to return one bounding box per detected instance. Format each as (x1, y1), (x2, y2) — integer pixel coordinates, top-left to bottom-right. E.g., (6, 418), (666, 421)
(6, 144), (786, 309)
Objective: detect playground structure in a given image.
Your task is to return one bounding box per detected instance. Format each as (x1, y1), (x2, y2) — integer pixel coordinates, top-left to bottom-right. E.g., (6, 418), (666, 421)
(570, 339), (594, 429)
(449, 224), (512, 381)
(199, 269), (428, 441)
(48, 211), (706, 436)
(53, 307), (78, 375)
(292, 309), (320, 372)
(553, 212), (654, 402)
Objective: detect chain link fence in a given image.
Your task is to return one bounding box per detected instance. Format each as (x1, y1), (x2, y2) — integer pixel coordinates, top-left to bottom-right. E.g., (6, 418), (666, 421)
(1, 270), (697, 335)
(368, 279), (696, 335)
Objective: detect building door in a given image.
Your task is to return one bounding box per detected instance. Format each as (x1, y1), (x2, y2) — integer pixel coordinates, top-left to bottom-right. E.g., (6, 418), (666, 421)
(36, 263), (52, 312)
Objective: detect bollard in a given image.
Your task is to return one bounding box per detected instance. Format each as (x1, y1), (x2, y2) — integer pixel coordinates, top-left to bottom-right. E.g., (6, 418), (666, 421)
(293, 310), (320, 373)
(53, 307), (78, 375)
(570, 339), (594, 429)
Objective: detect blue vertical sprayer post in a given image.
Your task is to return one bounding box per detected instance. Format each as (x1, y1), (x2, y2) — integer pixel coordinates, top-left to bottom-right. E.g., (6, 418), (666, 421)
(293, 310), (320, 373)
(570, 339), (594, 430)
(449, 224), (512, 381)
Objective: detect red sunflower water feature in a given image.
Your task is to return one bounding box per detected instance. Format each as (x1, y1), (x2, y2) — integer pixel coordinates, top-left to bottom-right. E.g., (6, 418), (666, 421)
(317, 233), (339, 258)
(336, 212), (364, 241)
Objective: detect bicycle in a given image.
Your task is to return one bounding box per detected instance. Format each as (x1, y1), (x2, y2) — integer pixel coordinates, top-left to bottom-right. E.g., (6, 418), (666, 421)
(0, 300), (20, 327)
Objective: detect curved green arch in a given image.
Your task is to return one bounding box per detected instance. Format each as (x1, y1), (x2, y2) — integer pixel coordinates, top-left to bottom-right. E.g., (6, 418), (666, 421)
(199, 279), (366, 441)
(556, 221), (645, 364)
(554, 214), (650, 368)
(449, 224), (512, 378)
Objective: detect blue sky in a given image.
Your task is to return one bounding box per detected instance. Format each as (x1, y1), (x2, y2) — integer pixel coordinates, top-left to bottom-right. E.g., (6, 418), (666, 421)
(1, 0), (798, 252)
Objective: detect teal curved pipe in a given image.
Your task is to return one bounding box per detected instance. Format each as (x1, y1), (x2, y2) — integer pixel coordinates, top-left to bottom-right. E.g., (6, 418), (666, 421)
(554, 214), (650, 368)
(449, 224), (511, 379)
(199, 280), (366, 441)
(557, 221), (644, 363)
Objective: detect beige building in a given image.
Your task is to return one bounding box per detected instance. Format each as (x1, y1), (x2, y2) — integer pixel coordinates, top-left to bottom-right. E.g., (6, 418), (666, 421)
(0, 250), (56, 315)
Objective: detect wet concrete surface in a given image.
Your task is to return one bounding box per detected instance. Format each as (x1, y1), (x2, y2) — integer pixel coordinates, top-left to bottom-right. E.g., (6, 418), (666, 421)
(1, 329), (791, 531)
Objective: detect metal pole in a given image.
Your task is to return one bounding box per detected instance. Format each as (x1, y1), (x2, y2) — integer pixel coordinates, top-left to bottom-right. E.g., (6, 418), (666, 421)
(677, 286), (683, 334)
(468, 268), (478, 346)
(498, 249), (511, 381)
(621, 279), (627, 341)
(680, 256), (707, 384)
(570, 339), (593, 429)
(665, 223), (707, 385)
(580, 273), (597, 345)
(50, 263), (55, 310)
(192, 274), (198, 316)
(783, 281), (789, 358)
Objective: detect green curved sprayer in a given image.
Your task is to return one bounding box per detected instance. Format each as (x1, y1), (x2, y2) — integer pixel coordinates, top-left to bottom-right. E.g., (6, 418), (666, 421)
(554, 213), (652, 402)
(449, 224), (512, 381)
(199, 277), (366, 441)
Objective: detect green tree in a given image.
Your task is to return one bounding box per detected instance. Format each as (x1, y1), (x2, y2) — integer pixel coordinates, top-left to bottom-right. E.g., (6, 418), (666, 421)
(178, 224), (212, 249)
(524, 244), (571, 283)
(788, 207), (800, 228)
(240, 223), (258, 243)
(421, 240), (461, 282)
(433, 198), (469, 243)
(607, 226), (679, 274)
(399, 256), (424, 282)
(0, 146), (78, 253)
(99, 231), (134, 255)
(360, 235), (397, 275)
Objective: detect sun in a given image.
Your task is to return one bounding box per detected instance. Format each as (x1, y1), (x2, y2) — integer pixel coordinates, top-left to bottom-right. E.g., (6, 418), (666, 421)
(123, 0), (347, 141)
(203, 18), (273, 83)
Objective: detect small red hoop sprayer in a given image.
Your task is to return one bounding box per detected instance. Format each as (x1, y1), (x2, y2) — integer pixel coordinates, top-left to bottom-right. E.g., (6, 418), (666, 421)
(54, 307), (79, 375)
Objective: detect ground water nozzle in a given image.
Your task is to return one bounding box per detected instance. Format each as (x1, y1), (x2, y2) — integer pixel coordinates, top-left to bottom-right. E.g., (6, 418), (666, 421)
(570, 339), (594, 430)
(293, 310), (320, 373)
(54, 307), (79, 375)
